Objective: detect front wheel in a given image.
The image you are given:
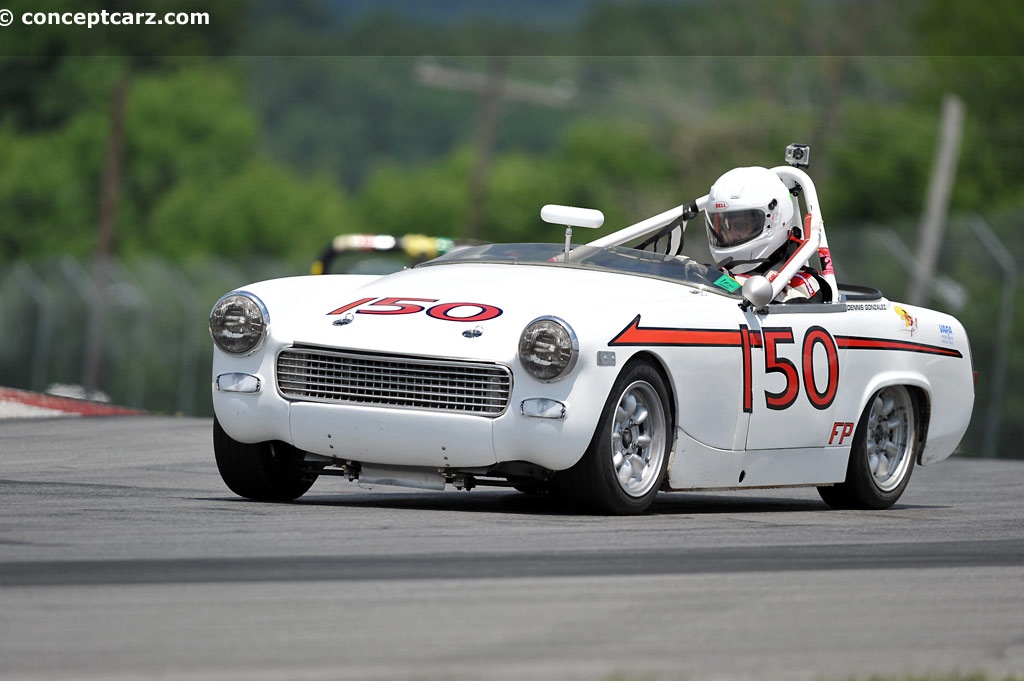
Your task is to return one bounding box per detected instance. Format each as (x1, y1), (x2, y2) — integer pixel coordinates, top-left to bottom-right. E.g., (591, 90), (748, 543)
(557, 361), (673, 515)
(818, 385), (918, 510)
(213, 417), (317, 501)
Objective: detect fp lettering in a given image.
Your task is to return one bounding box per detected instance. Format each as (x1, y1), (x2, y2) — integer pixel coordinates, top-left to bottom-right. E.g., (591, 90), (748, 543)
(829, 421), (855, 445)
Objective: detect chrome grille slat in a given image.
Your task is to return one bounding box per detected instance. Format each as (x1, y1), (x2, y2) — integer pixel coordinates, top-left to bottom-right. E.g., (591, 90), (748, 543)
(276, 347), (512, 417)
(278, 363), (506, 382)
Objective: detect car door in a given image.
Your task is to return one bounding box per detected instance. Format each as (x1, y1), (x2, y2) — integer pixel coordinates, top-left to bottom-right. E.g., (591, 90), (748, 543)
(742, 304), (849, 450)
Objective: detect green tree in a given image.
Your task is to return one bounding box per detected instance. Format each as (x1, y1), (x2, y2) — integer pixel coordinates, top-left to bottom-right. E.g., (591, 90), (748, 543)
(148, 161), (351, 261)
(351, 118), (683, 245)
(117, 65), (262, 251)
(0, 122), (100, 257)
(355, 150), (470, 238)
(0, 60), (353, 263)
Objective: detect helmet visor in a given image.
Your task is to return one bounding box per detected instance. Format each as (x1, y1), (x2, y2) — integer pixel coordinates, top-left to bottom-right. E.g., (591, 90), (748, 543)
(706, 209), (767, 248)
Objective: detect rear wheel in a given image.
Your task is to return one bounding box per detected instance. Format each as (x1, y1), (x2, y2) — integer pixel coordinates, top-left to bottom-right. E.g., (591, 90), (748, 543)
(818, 385), (918, 510)
(558, 361), (672, 515)
(213, 417), (317, 501)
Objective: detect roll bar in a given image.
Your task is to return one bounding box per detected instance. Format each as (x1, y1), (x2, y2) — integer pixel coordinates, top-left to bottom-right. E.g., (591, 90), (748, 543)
(584, 157), (840, 304)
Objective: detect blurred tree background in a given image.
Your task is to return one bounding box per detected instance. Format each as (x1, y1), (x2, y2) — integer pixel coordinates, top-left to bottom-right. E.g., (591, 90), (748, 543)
(0, 0), (1021, 457)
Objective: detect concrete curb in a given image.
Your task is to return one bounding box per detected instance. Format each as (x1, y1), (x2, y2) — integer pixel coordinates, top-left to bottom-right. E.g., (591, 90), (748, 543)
(0, 387), (145, 419)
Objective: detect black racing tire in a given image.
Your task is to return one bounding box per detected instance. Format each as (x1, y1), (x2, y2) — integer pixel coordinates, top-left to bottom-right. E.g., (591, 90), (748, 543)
(818, 385), (918, 510)
(213, 416), (317, 502)
(557, 361), (673, 515)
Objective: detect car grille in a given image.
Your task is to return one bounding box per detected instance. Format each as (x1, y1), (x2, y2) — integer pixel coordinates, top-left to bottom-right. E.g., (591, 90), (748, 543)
(276, 346), (513, 417)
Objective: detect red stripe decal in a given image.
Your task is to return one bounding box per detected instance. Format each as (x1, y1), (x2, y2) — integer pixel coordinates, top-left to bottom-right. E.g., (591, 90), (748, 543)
(835, 336), (963, 358)
(609, 315), (742, 347)
(608, 319), (962, 360)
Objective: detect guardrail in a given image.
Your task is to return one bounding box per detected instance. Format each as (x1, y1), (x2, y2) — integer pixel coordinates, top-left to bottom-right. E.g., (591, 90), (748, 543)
(0, 254), (295, 416)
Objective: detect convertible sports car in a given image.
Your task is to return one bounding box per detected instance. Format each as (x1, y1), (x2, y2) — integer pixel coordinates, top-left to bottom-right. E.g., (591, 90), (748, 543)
(210, 146), (975, 514)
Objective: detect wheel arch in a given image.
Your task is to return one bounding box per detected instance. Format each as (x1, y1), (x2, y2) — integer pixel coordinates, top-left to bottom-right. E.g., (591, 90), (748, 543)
(620, 350), (677, 428)
(854, 373), (931, 465)
(906, 385), (931, 466)
(618, 350), (678, 484)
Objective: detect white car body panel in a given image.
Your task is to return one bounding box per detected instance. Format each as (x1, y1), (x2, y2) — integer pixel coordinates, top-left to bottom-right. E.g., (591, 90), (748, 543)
(211, 156), (977, 513)
(213, 248), (974, 492)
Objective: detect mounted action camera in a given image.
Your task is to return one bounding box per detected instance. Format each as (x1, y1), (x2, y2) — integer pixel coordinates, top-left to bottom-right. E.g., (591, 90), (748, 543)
(785, 143), (810, 168)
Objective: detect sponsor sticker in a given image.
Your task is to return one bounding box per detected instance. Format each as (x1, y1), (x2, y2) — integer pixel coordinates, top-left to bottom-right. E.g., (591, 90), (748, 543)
(939, 323), (955, 345)
(818, 247), (835, 276)
(714, 273), (741, 292)
(894, 306), (917, 336)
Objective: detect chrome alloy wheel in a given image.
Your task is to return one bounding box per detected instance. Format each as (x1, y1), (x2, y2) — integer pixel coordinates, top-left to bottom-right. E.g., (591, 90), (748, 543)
(609, 380), (668, 498)
(865, 386), (915, 492)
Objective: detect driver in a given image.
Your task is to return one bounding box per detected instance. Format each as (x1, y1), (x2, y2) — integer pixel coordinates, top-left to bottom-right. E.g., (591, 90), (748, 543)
(705, 166), (825, 303)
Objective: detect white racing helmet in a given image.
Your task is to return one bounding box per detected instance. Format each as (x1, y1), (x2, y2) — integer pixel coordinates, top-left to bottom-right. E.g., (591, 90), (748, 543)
(705, 166), (795, 272)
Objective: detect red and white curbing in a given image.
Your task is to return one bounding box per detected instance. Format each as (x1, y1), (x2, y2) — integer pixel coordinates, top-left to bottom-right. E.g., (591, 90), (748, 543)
(0, 387), (144, 419)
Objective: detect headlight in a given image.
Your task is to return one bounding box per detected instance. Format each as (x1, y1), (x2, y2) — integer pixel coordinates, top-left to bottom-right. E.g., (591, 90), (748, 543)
(518, 316), (578, 381)
(209, 292), (268, 355)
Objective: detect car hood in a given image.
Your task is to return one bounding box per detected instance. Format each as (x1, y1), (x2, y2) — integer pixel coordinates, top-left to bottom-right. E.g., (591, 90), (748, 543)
(237, 262), (721, 361)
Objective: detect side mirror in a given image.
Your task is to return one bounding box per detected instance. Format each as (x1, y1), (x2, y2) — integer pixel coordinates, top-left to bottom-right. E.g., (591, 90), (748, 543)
(741, 275), (773, 312)
(541, 204), (605, 260)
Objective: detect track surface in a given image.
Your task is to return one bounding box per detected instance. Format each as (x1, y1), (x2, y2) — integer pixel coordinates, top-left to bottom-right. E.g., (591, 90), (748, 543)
(1, 416), (1022, 681)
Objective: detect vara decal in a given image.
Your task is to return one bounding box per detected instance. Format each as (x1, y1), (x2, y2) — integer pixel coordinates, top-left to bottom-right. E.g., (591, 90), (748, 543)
(328, 297), (503, 322)
(939, 323), (956, 346)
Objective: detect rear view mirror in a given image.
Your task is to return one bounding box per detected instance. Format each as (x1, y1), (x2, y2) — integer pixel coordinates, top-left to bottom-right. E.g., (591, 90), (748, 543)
(541, 205), (604, 229)
(542, 205), (605, 259)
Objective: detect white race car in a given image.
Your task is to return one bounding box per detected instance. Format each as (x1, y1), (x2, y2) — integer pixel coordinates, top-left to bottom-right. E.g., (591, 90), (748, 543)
(210, 147), (975, 514)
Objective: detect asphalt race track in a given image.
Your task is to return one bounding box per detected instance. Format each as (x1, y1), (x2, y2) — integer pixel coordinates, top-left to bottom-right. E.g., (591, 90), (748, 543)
(1, 416), (1022, 681)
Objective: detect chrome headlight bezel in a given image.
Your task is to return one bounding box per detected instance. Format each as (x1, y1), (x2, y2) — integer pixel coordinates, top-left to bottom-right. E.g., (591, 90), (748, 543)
(209, 291), (269, 356)
(518, 316), (579, 382)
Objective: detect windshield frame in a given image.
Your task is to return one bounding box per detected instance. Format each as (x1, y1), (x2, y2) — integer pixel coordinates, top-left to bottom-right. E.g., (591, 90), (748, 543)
(417, 243), (743, 299)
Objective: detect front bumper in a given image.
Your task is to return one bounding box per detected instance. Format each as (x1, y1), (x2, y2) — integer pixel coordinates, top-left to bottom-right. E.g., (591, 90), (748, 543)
(212, 346), (608, 472)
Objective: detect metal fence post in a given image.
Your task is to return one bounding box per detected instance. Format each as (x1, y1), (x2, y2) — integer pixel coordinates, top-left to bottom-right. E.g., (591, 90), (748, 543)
(968, 216), (1018, 458)
(11, 263), (55, 391)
